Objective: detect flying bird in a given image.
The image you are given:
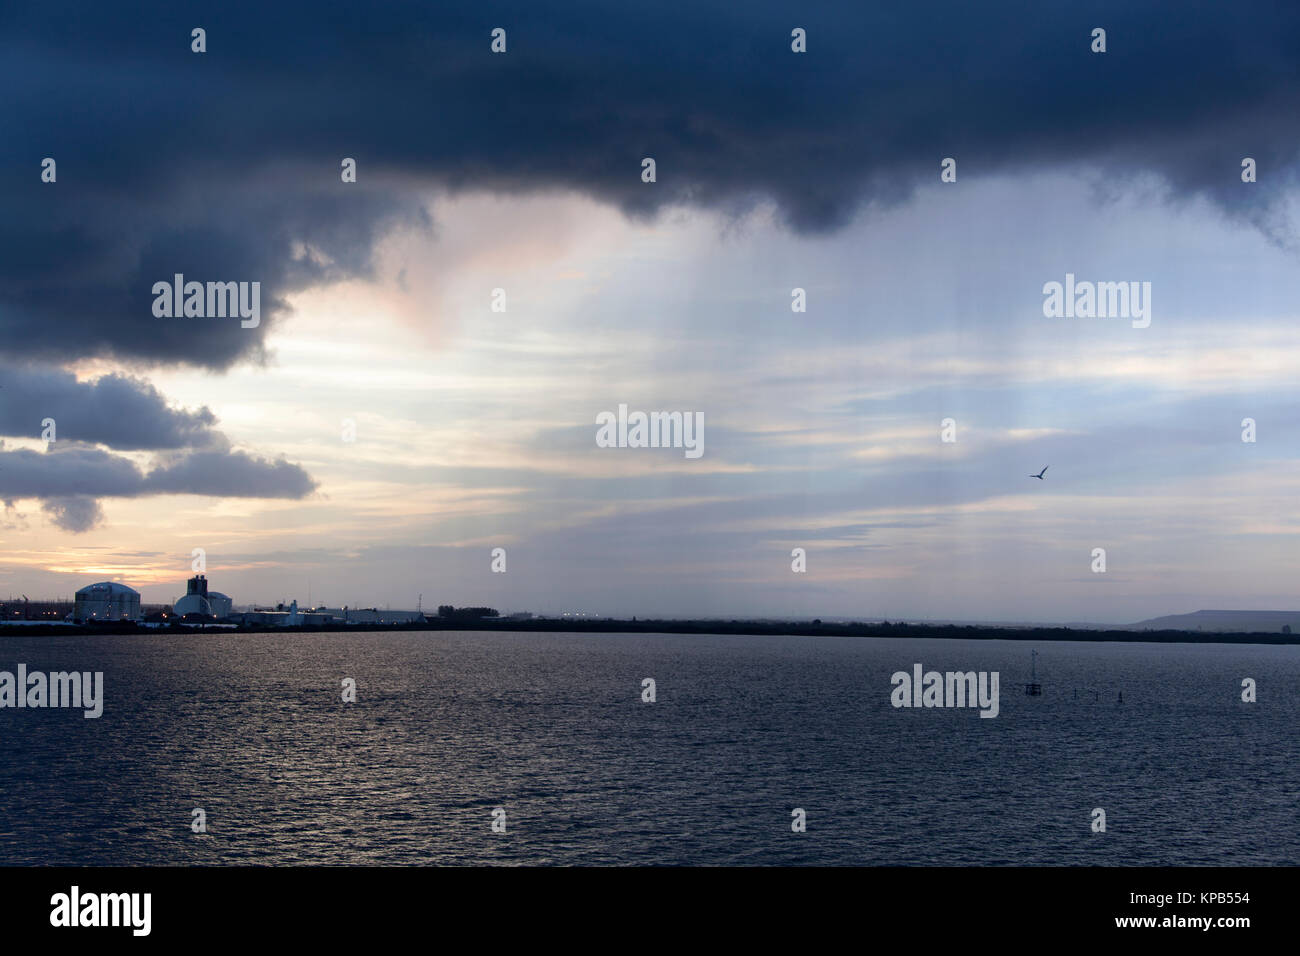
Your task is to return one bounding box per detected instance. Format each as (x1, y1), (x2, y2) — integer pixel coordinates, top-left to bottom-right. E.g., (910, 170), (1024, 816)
(1029, 465), (1049, 480)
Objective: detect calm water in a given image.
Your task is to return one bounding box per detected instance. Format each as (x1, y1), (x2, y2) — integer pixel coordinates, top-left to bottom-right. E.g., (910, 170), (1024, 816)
(0, 631), (1294, 865)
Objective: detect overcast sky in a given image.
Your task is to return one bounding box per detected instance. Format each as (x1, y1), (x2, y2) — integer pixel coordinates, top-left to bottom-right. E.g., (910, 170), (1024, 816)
(2, 1), (1298, 622)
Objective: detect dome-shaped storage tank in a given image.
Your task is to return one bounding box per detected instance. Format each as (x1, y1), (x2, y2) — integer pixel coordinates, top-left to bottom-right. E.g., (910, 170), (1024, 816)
(74, 582), (141, 622)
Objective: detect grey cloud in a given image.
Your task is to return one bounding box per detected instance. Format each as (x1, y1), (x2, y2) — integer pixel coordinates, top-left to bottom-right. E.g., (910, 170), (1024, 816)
(41, 495), (104, 533)
(0, 363), (219, 449)
(0, 445), (145, 499)
(0, 443), (317, 533)
(143, 450), (318, 498)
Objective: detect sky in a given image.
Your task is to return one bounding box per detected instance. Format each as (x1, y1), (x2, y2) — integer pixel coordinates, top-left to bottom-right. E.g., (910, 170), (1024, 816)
(1, 1), (1299, 623)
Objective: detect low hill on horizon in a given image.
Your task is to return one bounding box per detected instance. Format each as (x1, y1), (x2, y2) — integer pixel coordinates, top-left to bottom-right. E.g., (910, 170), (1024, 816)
(1132, 609), (1300, 634)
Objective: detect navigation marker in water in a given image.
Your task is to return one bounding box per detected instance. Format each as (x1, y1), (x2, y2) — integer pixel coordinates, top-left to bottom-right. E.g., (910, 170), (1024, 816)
(1025, 649), (1042, 696)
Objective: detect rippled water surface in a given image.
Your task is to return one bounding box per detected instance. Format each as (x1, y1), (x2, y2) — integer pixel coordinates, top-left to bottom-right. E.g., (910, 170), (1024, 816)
(0, 631), (1295, 865)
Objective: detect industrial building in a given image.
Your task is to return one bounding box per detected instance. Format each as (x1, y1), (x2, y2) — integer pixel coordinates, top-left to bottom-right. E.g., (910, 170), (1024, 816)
(207, 590), (232, 618)
(73, 582), (141, 622)
(321, 607), (424, 625)
(173, 575), (234, 619)
(0, 598), (75, 622)
(232, 605), (425, 628)
(238, 600), (348, 627)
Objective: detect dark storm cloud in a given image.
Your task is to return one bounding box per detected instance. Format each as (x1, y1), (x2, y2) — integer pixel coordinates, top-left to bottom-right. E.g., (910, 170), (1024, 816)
(0, 363), (219, 448)
(0, 183), (422, 369)
(2, 1), (1299, 367)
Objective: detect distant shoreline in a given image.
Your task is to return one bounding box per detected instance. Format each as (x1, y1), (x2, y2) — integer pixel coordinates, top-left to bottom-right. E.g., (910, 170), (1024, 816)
(2, 618), (1298, 645)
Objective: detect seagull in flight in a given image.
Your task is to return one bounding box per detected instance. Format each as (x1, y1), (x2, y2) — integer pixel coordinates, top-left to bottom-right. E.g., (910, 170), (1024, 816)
(1029, 465), (1049, 480)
